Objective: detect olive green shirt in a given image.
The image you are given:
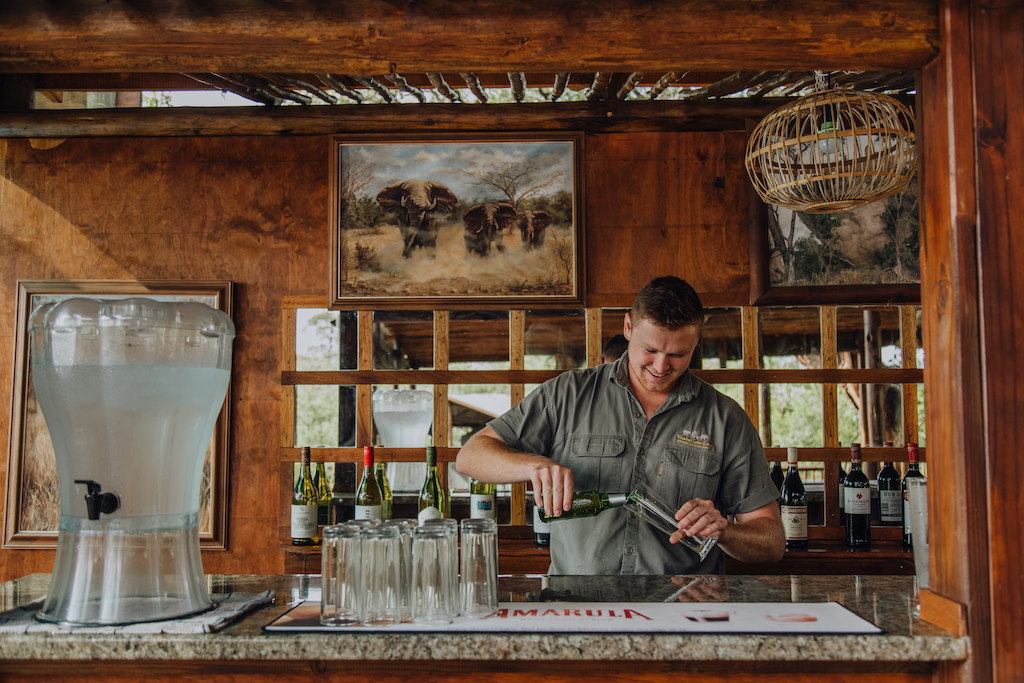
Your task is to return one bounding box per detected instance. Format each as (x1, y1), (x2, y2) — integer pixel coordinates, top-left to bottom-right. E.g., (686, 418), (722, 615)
(488, 357), (777, 575)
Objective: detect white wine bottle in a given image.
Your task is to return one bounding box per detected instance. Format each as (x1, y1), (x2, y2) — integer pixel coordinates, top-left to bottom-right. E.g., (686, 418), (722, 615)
(538, 491), (629, 522)
(417, 446), (448, 524)
(291, 446), (319, 546)
(374, 461), (393, 521)
(315, 461), (331, 528)
(780, 447), (808, 549)
(354, 445), (384, 521)
(469, 478), (497, 519)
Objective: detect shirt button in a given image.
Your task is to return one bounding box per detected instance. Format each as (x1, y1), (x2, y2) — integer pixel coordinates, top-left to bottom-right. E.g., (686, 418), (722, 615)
(626, 546), (635, 555)
(632, 410), (641, 418)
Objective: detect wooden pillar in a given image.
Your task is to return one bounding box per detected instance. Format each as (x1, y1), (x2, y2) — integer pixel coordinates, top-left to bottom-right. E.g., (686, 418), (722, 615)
(920, 0), (1024, 679)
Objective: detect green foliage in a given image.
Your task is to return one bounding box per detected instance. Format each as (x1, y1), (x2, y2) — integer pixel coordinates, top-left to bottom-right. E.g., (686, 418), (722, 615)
(342, 195), (386, 231)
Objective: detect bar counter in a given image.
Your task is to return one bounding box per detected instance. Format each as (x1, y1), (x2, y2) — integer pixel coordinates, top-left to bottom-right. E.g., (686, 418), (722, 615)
(0, 573), (966, 681)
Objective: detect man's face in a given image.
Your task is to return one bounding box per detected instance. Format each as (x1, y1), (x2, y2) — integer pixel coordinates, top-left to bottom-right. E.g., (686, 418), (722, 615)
(623, 313), (700, 396)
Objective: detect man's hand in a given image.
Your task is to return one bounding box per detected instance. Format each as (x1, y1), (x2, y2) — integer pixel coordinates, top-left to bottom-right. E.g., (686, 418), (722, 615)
(673, 497), (728, 540)
(531, 460), (574, 518)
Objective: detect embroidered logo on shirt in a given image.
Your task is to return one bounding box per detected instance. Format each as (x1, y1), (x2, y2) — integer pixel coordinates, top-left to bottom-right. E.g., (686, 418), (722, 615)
(675, 430), (711, 450)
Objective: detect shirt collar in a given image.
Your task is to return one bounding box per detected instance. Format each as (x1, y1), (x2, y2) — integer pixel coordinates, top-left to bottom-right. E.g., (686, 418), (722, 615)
(609, 358), (702, 404)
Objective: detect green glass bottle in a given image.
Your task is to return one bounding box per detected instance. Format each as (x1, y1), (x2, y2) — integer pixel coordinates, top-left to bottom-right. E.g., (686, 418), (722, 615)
(354, 446), (383, 521)
(539, 490), (629, 522)
(417, 446), (449, 524)
(315, 462), (331, 527)
(290, 446), (319, 545)
(374, 461), (393, 521)
(469, 478), (497, 519)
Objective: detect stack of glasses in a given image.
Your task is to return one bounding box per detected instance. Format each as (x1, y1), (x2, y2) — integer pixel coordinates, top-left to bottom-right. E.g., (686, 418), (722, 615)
(320, 517), (499, 627)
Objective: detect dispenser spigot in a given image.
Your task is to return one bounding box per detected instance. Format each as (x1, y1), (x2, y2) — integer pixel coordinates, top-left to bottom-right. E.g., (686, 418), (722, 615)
(74, 479), (120, 520)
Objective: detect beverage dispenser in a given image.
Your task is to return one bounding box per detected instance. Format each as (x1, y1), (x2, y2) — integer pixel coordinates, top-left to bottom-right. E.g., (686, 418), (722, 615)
(29, 297), (234, 625)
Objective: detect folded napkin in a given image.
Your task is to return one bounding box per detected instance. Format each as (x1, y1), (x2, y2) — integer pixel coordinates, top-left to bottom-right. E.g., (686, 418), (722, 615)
(0, 590), (274, 635)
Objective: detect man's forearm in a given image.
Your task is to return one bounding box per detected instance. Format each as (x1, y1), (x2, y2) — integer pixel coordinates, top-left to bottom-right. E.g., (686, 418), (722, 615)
(716, 516), (786, 564)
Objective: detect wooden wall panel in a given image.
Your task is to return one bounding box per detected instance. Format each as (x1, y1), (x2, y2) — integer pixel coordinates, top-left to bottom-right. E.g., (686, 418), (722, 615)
(585, 131), (751, 308)
(0, 129), (748, 580)
(0, 135), (329, 579)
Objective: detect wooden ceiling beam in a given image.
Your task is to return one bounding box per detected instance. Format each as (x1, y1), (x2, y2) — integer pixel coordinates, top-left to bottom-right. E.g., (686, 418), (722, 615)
(0, 1), (937, 74)
(0, 98), (848, 137)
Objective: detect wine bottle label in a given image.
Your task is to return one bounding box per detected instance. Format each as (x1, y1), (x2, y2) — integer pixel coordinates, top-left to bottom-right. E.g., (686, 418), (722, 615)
(290, 504), (317, 538)
(470, 494), (496, 519)
(418, 506), (442, 525)
(844, 487), (871, 515)
(532, 505), (551, 531)
(354, 504), (382, 521)
(880, 490), (902, 522)
(780, 505), (808, 540)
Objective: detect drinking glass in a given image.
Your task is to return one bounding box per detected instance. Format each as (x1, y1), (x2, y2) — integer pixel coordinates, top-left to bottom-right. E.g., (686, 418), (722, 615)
(360, 525), (403, 625)
(382, 519), (416, 621)
(410, 525), (457, 624)
(907, 477), (929, 590)
(460, 518), (499, 618)
(320, 524), (362, 626)
(422, 517), (460, 615)
(625, 481), (719, 561)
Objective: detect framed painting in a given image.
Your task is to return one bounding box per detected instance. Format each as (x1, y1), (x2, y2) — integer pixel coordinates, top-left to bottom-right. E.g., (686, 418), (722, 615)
(3, 280), (233, 550)
(329, 133), (584, 308)
(749, 181), (921, 305)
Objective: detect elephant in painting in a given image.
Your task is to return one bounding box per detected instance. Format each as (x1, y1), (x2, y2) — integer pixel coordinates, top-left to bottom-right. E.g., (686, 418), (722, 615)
(517, 209), (553, 250)
(376, 179), (459, 258)
(462, 202), (518, 257)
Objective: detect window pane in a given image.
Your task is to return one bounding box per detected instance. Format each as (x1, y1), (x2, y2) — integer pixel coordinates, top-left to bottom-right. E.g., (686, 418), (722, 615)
(759, 381), (823, 448)
(702, 307), (743, 369)
(836, 305), (902, 368)
(836, 382), (903, 447)
(293, 384), (357, 447)
(450, 310), (509, 368)
(374, 310), (433, 369)
(449, 384), (510, 447)
(296, 309), (357, 371)
(525, 309), (585, 370)
(759, 306), (821, 368)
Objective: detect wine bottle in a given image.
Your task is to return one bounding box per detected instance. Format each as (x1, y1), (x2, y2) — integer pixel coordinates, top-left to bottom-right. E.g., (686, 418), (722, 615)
(354, 446), (384, 521)
(844, 443), (871, 547)
(770, 460), (784, 494)
(469, 478), (497, 519)
(877, 458), (902, 527)
(532, 502), (550, 547)
(290, 446), (319, 546)
(315, 461), (331, 528)
(374, 461), (393, 521)
(417, 445), (449, 524)
(837, 460), (847, 525)
(902, 442), (925, 548)
(780, 447), (808, 549)
(538, 491), (630, 522)
(331, 462), (356, 524)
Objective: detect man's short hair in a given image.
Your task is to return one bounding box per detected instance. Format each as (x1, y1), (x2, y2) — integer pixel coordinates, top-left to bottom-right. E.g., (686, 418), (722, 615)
(630, 276), (704, 330)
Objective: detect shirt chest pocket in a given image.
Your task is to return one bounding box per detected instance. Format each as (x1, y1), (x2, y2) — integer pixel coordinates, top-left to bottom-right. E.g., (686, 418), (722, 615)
(653, 444), (722, 505)
(569, 435), (627, 492)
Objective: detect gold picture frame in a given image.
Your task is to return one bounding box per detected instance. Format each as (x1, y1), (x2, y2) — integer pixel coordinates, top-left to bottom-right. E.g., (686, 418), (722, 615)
(329, 132), (585, 308)
(3, 280), (233, 550)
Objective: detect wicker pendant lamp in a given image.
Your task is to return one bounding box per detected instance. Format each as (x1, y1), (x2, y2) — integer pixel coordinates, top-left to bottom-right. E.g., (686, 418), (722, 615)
(745, 82), (917, 213)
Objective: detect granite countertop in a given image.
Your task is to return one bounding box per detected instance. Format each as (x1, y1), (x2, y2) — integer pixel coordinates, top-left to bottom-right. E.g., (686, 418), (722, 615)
(0, 573), (967, 665)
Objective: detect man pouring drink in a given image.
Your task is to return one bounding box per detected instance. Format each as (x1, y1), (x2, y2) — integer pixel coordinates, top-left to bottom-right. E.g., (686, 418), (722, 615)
(456, 276), (784, 575)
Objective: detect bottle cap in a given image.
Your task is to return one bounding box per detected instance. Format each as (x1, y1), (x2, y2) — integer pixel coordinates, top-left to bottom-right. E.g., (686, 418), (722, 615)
(363, 445), (374, 467)
(425, 445), (437, 466)
(300, 446), (311, 466)
(850, 442), (862, 462)
(787, 446), (798, 465)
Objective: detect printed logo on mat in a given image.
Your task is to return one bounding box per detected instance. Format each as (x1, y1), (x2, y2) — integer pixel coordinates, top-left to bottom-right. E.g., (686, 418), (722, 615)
(675, 429), (711, 450)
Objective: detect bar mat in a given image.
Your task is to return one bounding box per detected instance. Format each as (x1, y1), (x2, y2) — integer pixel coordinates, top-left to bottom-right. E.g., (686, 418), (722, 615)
(265, 600), (883, 634)
(0, 590), (274, 634)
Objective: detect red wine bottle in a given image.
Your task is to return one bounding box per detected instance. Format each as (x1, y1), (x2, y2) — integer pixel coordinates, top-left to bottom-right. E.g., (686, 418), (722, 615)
(844, 443), (871, 547)
(877, 459), (902, 527)
(780, 447), (808, 549)
(770, 460), (784, 494)
(902, 442), (925, 548)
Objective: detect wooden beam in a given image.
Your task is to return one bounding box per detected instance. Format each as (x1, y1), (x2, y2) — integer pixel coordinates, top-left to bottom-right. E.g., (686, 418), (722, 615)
(0, 98), (893, 137)
(0, 1), (937, 74)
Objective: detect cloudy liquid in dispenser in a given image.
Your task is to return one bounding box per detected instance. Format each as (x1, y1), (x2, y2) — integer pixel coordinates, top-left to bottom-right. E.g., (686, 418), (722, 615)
(31, 298), (234, 626)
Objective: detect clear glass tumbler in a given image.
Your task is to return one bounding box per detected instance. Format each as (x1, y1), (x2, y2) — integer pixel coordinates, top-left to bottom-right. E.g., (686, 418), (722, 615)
(460, 518), (499, 618)
(410, 525), (457, 624)
(360, 525), (403, 626)
(626, 481), (719, 561)
(320, 524), (362, 626)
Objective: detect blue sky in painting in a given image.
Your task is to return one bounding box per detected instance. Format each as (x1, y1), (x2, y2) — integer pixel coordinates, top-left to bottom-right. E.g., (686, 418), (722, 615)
(342, 140), (574, 201)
